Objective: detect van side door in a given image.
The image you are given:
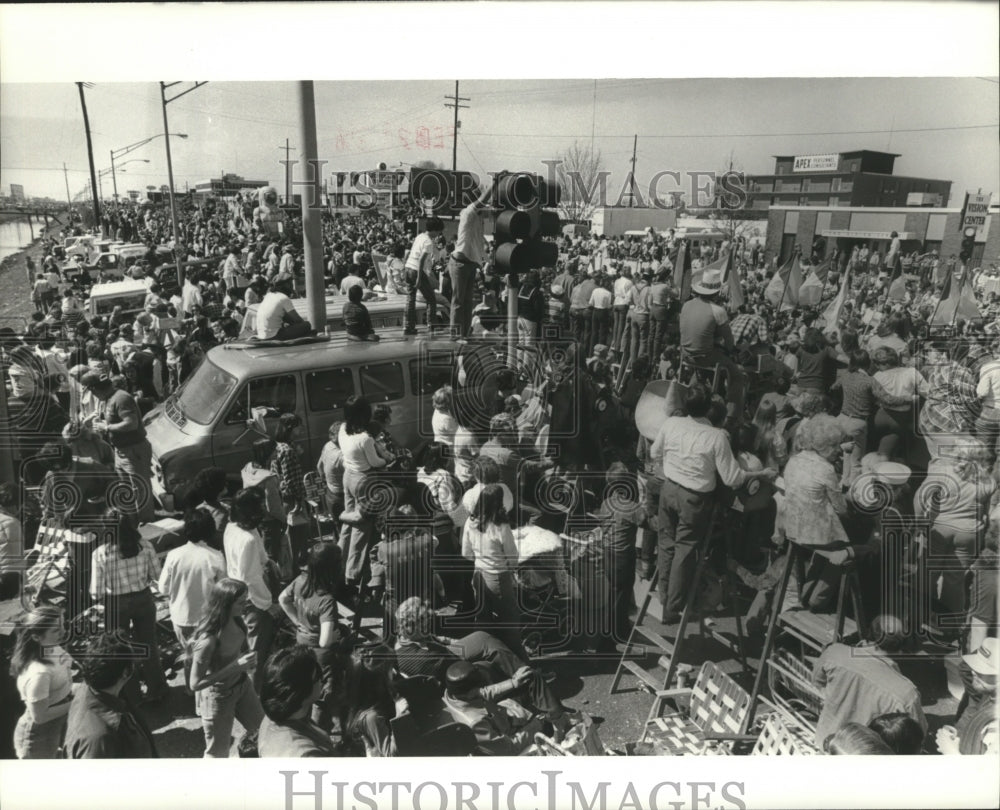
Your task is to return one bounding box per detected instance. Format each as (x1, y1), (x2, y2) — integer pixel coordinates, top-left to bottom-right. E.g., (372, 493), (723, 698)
(211, 372), (303, 485)
(303, 366), (357, 468)
(407, 348), (455, 446)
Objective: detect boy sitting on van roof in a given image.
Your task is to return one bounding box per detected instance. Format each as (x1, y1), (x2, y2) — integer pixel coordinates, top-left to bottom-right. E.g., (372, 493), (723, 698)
(343, 284), (380, 342)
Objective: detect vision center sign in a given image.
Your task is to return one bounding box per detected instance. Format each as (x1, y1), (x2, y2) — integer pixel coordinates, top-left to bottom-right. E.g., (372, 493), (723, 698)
(963, 192), (993, 242)
(792, 154), (839, 173)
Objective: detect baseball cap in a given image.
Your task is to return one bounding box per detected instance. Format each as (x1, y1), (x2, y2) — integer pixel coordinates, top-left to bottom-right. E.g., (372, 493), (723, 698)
(80, 371), (111, 390)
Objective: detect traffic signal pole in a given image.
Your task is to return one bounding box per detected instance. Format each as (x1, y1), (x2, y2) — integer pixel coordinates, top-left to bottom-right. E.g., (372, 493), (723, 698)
(507, 270), (518, 368)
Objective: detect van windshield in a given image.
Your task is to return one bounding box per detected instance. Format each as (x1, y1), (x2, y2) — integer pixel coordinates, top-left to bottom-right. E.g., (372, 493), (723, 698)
(175, 359), (238, 425)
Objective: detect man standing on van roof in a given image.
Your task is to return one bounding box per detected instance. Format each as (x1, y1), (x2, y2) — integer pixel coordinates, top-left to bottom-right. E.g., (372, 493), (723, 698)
(256, 278), (312, 341)
(449, 172), (507, 339)
(404, 217), (444, 334)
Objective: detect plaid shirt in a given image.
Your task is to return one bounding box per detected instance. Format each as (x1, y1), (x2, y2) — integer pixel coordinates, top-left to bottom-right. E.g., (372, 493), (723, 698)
(90, 539), (161, 597)
(730, 313), (768, 346)
(920, 360), (979, 435)
(270, 442), (306, 504)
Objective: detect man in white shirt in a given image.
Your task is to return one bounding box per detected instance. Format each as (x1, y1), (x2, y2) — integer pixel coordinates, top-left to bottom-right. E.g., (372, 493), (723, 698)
(449, 172), (505, 339)
(649, 383), (775, 623)
(339, 268), (366, 296)
(588, 276), (614, 355)
(181, 273), (203, 317)
(277, 244), (296, 281)
(612, 269), (635, 353)
(223, 488), (275, 691)
(256, 278), (311, 340)
(404, 217), (444, 333)
(159, 508), (225, 684)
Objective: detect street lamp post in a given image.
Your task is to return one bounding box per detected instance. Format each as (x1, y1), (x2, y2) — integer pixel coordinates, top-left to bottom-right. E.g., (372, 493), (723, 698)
(110, 133), (188, 211)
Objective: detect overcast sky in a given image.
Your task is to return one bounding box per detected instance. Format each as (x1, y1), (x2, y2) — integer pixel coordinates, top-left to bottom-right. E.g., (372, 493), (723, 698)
(1, 4), (997, 205)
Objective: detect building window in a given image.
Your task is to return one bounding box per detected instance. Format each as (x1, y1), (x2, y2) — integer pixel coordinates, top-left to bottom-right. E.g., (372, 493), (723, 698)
(831, 178), (841, 191)
(801, 178), (810, 191)
(828, 197), (839, 207)
(841, 181), (853, 192)
(776, 165), (786, 175)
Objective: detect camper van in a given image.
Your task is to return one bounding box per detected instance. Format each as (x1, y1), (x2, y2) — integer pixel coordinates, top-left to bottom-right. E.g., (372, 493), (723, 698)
(239, 293), (425, 339)
(145, 329), (463, 507)
(86, 279), (151, 319)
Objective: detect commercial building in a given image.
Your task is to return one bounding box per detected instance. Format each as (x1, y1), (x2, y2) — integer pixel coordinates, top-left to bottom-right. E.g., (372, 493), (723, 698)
(746, 150), (952, 213)
(193, 173), (268, 199)
(764, 200), (999, 267)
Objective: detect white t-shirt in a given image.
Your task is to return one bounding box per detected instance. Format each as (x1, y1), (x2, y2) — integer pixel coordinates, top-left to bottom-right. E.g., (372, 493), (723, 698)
(340, 275), (365, 296)
(257, 291), (295, 339)
(589, 287), (613, 309)
(406, 232), (435, 274)
(432, 410), (459, 446)
(17, 647), (73, 724)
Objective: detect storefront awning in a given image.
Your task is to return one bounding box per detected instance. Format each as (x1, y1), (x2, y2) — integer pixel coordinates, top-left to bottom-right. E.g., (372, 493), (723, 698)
(821, 230), (917, 240)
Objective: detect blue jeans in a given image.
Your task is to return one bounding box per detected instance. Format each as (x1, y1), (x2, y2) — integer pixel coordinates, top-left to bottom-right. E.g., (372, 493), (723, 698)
(448, 256), (478, 338)
(200, 673), (263, 758)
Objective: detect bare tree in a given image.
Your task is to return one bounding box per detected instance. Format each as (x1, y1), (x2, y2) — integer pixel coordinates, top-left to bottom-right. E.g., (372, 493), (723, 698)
(552, 140), (605, 224)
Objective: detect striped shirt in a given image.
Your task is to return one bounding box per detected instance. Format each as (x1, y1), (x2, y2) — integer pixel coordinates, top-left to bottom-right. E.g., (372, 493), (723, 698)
(90, 539), (161, 597)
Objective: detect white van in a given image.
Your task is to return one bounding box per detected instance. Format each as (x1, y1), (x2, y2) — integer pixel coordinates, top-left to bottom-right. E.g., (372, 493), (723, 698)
(86, 279), (150, 319)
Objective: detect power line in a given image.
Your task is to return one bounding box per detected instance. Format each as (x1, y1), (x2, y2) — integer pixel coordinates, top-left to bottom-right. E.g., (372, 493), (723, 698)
(462, 123), (999, 139)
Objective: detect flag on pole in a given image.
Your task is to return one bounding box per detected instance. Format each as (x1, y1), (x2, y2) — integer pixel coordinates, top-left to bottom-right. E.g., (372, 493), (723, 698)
(931, 266), (983, 327)
(764, 257), (793, 307)
(810, 256), (833, 284)
(778, 255), (804, 311)
(677, 241), (692, 302)
(798, 269), (824, 307)
(823, 263), (851, 334)
(725, 251), (744, 310)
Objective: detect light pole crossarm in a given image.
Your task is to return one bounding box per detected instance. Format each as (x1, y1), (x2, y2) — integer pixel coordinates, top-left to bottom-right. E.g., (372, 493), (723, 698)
(163, 81), (209, 105)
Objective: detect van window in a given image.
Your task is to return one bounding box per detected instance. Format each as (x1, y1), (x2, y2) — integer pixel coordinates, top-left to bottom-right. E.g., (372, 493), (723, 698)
(175, 360), (238, 425)
(225, 374), (298, 424)
(360, 362), (405, 403)
(306, 368), (355, 412)
(409, 351), (454, 396)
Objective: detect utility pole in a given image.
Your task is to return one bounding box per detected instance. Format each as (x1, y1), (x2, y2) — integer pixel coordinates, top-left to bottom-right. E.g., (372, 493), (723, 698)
(63, 162), (72, 206)
(298, 82), (325, 333)
(77, 82), (103, 237)
(280, 139), (295, 203)
(444, 81), (470, 173)
(628, 134), (638, 208)
(160, 80), (207, 287)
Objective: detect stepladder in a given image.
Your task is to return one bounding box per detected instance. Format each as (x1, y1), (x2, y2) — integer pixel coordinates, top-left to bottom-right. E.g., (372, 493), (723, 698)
(609, 499), (750, 726)
(741, 540), (868, 735)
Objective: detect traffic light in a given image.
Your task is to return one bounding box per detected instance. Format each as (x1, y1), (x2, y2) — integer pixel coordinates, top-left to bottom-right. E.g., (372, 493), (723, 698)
(960, 227), (976, 263)
(493, 172), (562, 283)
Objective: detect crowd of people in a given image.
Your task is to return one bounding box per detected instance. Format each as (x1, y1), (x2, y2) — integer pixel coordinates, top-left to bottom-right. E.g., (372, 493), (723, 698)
(1, 178), (999, 759)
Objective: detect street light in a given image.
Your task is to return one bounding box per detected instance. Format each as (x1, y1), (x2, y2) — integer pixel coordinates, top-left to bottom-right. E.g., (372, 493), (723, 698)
(110, 133), (187, 210)
(99, 160), (149, 205)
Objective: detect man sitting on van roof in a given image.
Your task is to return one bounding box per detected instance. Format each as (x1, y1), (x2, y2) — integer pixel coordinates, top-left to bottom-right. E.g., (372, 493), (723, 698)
(256, 278), (312, 341)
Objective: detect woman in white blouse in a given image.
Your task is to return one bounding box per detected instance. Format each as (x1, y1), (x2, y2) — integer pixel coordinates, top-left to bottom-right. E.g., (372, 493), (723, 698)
(461, 484), (523, 654)
(11, 606), (74, 758)
(338, 395), (390, 590)
(431, 385), (458, 448)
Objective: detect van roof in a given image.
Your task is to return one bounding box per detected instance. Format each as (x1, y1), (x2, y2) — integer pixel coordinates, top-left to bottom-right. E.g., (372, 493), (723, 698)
(88, 279), (150, 296)
(211, 328), (468, 376)
(245, 293), (423, 317)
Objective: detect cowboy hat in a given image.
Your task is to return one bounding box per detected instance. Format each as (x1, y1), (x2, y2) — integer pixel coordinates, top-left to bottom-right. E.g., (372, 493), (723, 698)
(692, 268), (724, 296)
(963, 637), (999, 677)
